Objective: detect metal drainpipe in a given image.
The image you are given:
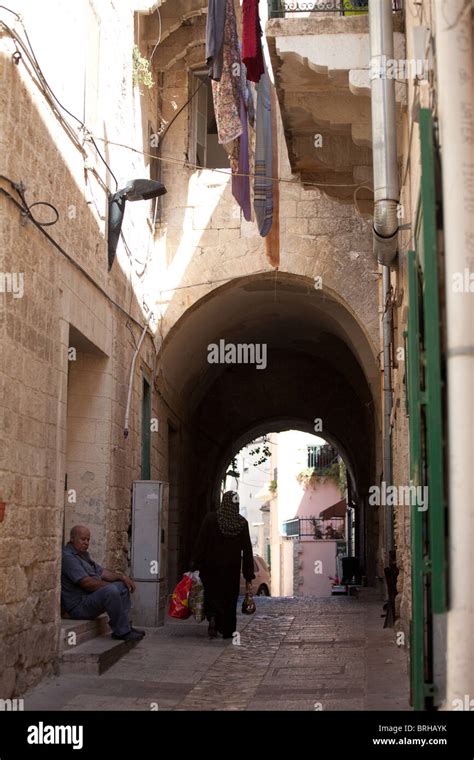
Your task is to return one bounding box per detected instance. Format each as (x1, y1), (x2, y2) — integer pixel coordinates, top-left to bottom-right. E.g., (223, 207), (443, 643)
(369, 0), (400, 265)
(369, 0), (398, 554)
(124, 314), (152, 438)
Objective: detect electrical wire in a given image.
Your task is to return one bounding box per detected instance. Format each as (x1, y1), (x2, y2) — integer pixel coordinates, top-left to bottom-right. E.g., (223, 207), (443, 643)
(0, 176), (280, 333)
(149, 6), (162, 63)
(0, 10), (212, 287)
(0, 4), (19, 18)
(0, 175), (148, 331)
(19, 21), (118, 188)
(92, 134), (367, 190)
(353, 183), (374, 221)
(0, 10), (371, 200)
(0, 12), (159, 286)
(155, 272), (269, 296)
(0, 175), (60, 226)
(0, 14), (118, 189)
(158, 79), (206, 149)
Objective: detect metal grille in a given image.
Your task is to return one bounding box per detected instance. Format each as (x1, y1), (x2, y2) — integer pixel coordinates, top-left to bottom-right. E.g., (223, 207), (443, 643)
(268, 1), (402, 18)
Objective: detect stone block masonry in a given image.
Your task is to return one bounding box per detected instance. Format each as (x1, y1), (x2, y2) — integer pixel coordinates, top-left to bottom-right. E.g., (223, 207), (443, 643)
(0, 0), (383, 700)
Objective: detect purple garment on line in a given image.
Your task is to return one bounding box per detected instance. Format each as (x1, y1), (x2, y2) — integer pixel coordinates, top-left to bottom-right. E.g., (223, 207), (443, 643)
(232, 94), (251, 222)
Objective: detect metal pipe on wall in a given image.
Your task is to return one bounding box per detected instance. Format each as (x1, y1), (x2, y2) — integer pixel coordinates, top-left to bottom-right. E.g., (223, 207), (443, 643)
(124, 315), (152, 438)
(369, 0), (399, 266)
(369, 0), (398, 557)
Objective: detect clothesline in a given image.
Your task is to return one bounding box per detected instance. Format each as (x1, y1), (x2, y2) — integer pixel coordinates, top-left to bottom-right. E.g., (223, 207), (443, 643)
(91, 135), (369, 190)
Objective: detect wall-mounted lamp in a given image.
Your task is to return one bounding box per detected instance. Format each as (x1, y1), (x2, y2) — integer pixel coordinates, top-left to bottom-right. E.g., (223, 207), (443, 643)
(107, 179), (167, 269)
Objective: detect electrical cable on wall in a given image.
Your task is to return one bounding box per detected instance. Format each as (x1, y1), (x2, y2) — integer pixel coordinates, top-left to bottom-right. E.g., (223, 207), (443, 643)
(148, 5), (162, 63)
(0, 11), (161, 286)
(0, 175), (59, 226)
(92, 134), (369, 191)
(0, 12), (118, 189)
(0, 175), (279, 321)
(0, 175), (224, 450)
(0, 10), (373, 207)
(0, 175), (147, 329)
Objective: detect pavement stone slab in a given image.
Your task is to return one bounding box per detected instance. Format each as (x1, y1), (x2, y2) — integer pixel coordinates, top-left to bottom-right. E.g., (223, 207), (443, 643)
(23, 594), (410, 711)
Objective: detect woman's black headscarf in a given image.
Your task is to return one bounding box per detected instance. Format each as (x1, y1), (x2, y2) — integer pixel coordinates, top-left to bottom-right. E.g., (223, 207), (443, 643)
(217, 491), (246, 537)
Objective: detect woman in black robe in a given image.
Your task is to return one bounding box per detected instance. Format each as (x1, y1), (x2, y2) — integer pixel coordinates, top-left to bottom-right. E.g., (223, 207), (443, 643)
(191, 491), (255, 639)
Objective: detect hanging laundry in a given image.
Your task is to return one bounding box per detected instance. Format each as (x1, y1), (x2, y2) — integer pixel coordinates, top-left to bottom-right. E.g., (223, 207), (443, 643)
(247, 81), (257, 204)
(254, 71), (273, 237)
(242, 0), (265, 84)
(211, 0), (243, 146)
(232, 90), (251, 221)
(231, 59), (252, 221)
(206, 0), (227, 81)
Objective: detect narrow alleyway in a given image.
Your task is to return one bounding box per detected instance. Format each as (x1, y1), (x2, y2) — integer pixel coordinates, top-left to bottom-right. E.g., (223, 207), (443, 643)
(25, 591), (409, 711)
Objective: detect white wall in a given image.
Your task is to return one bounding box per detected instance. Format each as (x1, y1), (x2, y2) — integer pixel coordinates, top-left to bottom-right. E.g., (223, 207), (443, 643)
(235, 437), (276, 550)
(281, 540), (294, 596)
(298, 540), (337, 597)
(276, 430), (340, 527)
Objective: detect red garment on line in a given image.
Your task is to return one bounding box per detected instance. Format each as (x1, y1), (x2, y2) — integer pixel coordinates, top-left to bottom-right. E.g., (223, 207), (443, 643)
(242, 0), (264, 84)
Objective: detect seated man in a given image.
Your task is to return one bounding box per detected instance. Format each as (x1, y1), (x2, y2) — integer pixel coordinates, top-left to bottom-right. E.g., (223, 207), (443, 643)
(61, 524), (144, 642)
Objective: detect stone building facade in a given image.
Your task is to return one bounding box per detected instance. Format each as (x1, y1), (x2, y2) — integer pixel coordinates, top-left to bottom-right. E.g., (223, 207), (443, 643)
(0, 0), (381, 697)
(2, 0), (461, 704)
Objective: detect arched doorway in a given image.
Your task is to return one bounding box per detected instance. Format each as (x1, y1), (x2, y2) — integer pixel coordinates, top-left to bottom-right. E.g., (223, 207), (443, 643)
(158, 271), (381, 590)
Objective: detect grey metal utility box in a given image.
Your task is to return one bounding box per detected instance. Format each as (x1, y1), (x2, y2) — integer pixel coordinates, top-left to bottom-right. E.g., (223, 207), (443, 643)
(130, 480), (168, 627)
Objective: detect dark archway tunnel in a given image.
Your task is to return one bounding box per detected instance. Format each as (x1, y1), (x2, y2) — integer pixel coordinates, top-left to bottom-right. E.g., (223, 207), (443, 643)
(158, 272), (382, 587)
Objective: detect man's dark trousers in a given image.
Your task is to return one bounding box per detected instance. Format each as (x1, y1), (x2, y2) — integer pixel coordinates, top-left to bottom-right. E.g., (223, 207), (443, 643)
(68, 581), (131, 635)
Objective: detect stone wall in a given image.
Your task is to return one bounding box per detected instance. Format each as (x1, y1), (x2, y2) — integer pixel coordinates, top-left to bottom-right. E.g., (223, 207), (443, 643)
(0, 0), (171, 696)
(0, 0), (381, 697)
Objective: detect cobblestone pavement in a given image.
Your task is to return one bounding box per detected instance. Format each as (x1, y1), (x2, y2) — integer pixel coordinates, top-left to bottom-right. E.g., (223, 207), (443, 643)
(25, 592), (410, 711)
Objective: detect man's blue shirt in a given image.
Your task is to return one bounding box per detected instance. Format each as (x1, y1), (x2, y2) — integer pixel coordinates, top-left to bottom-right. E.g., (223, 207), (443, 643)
(61, 543), (103, 613)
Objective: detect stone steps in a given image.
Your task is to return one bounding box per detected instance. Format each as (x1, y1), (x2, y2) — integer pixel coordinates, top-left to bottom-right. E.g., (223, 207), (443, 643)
(60, 635), (137, 675)
(59, 615), (137, 675)
(60, 615), (110, 652)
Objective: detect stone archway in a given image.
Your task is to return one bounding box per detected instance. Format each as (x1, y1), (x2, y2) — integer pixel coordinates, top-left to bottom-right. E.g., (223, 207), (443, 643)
(157, 271), (381, 585)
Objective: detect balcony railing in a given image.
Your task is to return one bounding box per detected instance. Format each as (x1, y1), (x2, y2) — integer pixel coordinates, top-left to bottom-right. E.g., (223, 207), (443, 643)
(268, 0), (402, 19)
(307, 443), (338, 471)
(283, 516), (345, 540)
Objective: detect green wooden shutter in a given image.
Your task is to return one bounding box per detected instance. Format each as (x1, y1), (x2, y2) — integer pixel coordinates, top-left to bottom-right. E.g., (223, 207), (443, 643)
(406, 109), (447, 710)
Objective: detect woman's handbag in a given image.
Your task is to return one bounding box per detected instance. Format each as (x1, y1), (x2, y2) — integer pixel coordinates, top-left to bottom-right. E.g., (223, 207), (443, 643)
(241, 591), (256, 615)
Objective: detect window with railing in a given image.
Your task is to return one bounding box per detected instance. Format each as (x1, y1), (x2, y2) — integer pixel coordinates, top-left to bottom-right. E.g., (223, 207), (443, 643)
(283, 516), (345, 540)
(307, 443), (338, 471)
(268, 0), (402, 19)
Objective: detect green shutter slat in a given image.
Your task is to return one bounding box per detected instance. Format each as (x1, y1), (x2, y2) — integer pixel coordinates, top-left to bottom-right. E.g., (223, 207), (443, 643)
(419, 109), (447, 615)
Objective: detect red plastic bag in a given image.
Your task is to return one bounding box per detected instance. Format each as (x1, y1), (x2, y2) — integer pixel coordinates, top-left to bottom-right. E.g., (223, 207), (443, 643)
(168, 573), (193, 619)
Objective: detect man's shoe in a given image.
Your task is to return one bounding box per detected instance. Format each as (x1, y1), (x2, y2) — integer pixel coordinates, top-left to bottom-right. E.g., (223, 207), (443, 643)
(111, 630), (143, 642)
(131, 627), (145, 637)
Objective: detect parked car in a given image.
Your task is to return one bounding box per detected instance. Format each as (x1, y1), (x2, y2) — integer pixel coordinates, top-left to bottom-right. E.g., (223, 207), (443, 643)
(240, 555), (271, 596)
